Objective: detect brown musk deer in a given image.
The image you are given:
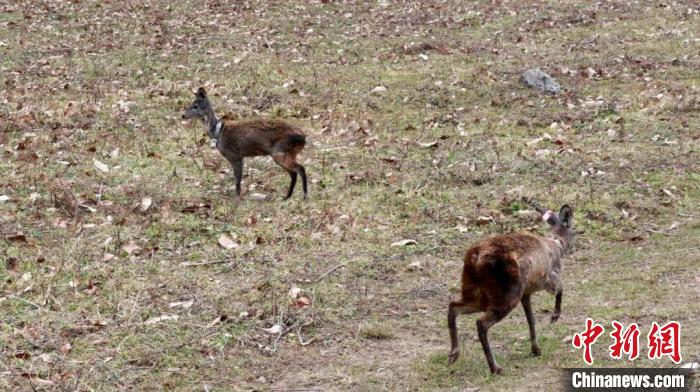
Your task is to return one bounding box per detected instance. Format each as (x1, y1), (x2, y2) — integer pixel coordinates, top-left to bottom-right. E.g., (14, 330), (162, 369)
(182, 88), (308, 199)
(447, 202), (574, 375)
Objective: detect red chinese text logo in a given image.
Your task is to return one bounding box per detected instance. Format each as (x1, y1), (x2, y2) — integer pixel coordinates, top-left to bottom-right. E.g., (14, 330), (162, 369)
(572, 320), (682, 365)
(647, 321), (681, 363)
(572, 318), (605, 365)
(609, 321), (640, 360)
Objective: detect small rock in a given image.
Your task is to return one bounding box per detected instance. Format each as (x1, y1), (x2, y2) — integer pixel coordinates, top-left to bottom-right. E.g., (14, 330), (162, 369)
(249, 193), (268, 201)
(520, 68), (561, 95)
(288, 287), (302, 299)
(391, 239), (417, 247)
(407, 261), (422, 271)
(371, 86), (388, 94)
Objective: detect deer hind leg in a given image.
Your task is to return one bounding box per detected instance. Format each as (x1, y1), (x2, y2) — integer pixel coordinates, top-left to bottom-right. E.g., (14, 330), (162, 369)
(477, 306), (515, 375)
(272, 151), (306, 199)
(521, 294), (541, 356)
(447, 300), (480, 365)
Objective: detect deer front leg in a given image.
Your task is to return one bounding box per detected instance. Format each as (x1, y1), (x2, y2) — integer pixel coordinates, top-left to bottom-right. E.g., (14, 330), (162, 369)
(224, 155), (243, 198)
(551, 286), (562, 323)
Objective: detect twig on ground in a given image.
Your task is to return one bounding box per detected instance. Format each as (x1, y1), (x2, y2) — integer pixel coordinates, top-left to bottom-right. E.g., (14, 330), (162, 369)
(180, 260), (228, 267)
(313, 263), (347, 282)
(8, 295), (41, 309)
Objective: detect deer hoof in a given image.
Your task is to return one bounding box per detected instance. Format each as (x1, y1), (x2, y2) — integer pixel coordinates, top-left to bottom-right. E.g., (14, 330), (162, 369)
(532, 346), (541, 356)
(447, 350), (460, 365)
(550, 313), (560, 323)
(492, 365), (504, 375)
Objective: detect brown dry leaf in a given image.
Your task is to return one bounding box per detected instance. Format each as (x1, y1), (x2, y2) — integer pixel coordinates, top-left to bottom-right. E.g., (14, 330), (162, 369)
(14, 351), (31, 360)
(6, 257), (18, 271)
(6, 232), (28, 243)
(295, 297), (311, 308)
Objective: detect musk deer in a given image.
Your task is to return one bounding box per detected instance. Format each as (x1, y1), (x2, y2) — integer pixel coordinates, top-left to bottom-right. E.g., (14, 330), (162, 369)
(447, 203), (574, 375)
(182, 88), (308, 199)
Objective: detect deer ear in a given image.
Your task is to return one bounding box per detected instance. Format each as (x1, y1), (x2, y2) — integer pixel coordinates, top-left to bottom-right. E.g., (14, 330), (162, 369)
(559, 205), (573, 228)
(196, 87), (207, 98)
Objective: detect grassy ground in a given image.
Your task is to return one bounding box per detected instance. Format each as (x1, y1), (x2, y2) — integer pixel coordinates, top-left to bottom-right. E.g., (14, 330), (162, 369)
(1, 0), (698, 391)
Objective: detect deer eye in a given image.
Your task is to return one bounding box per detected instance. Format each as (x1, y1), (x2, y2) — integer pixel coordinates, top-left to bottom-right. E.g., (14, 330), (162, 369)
(192, 105), (199, 110)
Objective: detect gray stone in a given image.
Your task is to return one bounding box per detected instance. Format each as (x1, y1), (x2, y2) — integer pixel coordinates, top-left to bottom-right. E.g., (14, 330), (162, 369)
(520, 68), (561, 95)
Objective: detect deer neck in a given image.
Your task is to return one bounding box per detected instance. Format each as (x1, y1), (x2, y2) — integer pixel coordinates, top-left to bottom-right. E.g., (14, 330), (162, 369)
(548, 229), (571, 256)
(204, 108), (220, 140)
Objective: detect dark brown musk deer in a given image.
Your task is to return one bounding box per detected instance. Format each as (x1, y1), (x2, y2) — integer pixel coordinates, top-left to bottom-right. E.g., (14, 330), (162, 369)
(447, 201), (574, 375)
(182, 88), (308, 199)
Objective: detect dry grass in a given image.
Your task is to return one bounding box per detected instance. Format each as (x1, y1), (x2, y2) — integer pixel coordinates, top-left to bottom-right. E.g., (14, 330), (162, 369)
(0, 1), (698, 391)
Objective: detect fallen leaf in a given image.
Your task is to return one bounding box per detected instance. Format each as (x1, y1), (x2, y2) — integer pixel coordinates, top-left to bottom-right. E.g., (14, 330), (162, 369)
(407, 260), (422, 271)
(0, 195), (9, 202)
(168, 300), (194, 309)
(391, 239), (417, 247)
(208, 315), (228, 327)
(14, 351), (31, 360)
(21, 374), (54, 387)
(140, 197), (152, 212)
(93, 159), (109, 173)
(218, 235), (239, 250)
(371, 85), (387, 94)
(144, 314), (179, 325)
(6, 233), (27, 243)
(455, 225), (469, 233)
(288, 287), (302, 299)
(418, 141), (438, 148)
(122, 240), (141, 255)
(249, 193), (268, 201)
(476, 216), (495, 225)
(295, 297), (311, 308)
(262, 324), (282, 335)
(6, 257), (18, 271)
(59, 343), (72, 355)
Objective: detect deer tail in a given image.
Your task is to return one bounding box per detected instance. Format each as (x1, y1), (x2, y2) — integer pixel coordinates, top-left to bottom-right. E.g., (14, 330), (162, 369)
(477, 253), (520, 286)
(287, 133), (306, 147)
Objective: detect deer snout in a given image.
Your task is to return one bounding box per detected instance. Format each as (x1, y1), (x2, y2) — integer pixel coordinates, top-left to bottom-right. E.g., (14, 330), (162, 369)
(181, 114), (186, 119)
